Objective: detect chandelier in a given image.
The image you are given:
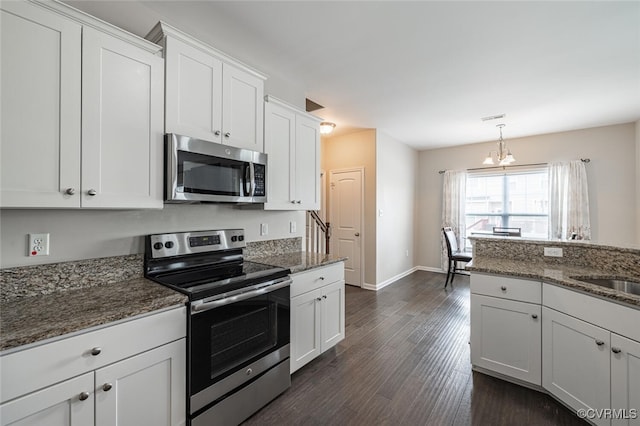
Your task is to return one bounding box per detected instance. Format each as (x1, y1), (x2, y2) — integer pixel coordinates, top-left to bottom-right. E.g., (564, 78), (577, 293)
(483, 124), (515, 166)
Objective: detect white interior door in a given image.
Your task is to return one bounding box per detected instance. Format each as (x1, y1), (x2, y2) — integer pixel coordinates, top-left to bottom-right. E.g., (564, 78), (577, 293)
(330, 168), (363, 287)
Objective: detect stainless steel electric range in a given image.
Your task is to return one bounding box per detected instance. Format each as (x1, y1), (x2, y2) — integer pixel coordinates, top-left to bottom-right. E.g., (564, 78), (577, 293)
(144, 229), (291, 426)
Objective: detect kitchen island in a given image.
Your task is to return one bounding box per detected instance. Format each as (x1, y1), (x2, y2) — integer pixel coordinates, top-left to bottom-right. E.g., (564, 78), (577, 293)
(466, 235), (640, 426)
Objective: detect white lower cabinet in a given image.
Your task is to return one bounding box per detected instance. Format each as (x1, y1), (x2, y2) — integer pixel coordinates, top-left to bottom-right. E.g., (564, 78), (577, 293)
(542, 306), (611, 426)
(471, 294), (541, 385)
(0, 373), (94, 426)
(0, 307), (187, 426)
(611, 334), (640, 426)
(290, 263), (345, 373)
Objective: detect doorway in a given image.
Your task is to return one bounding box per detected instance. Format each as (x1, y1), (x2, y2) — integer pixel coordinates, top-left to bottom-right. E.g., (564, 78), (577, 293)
(329, 168), (364, 287)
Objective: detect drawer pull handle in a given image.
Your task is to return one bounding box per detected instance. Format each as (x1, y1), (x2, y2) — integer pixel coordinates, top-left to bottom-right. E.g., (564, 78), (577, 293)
(102, 383), (113, 392)
(90, 347), (102, 356)
(595, 339), (605, 346)
(500, 286), (507, 291)
(531, 314), (538, 319)
(79, 391), (90, 401)
(612, 347), (622, 354)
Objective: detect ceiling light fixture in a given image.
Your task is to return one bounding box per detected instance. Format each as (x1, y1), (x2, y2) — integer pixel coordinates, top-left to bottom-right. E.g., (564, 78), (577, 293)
(319, 122), (336, 135)
(482, 124), (515, 166)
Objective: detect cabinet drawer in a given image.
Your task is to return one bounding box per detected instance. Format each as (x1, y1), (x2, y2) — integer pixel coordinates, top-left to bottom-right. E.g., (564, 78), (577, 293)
(471, 273), (541, 304)
(0, 306), (186, 403)
(291, 263), (344, 298)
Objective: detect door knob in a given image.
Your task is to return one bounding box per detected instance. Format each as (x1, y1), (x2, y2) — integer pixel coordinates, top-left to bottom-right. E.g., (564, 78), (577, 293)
(355, 233), (360, 237)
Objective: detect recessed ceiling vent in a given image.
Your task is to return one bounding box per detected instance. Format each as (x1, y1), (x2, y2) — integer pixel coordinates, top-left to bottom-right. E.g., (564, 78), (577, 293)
(481, 113), (506, 122)
(306, 98), (324, 112)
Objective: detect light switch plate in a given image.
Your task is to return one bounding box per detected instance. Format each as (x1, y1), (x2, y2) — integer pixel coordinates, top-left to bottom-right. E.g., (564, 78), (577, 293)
(544, 247), (563, 257)
(290, 221), (297, 233)
(28, 233), (50, 256)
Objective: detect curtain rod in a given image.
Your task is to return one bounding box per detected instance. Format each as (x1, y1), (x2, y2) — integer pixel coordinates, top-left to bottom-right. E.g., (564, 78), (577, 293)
(438, 158), (590, 174)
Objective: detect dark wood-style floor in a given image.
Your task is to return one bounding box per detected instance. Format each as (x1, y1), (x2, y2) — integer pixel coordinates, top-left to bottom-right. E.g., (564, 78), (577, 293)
(243, 271), (587, 426)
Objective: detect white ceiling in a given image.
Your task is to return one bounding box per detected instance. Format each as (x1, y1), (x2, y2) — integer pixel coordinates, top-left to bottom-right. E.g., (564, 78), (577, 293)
(65, 1), (640, 150)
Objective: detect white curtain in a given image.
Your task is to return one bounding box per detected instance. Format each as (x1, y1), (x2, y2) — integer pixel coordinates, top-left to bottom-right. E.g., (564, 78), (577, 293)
(442, 170), (467, 271)
(548, 160), (591, 240)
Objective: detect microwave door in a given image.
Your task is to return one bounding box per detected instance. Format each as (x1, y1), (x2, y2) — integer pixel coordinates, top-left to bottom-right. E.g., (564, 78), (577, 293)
(243, 163), (255, 197)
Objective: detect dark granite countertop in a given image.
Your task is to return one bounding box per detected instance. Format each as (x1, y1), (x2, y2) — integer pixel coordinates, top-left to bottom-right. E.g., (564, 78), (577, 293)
(0, 277), (187, 353)
(249, 251), (347, 274)
(467, 257), (640, 308)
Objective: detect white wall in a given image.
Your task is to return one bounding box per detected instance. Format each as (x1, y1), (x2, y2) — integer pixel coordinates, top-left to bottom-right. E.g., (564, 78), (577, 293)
(417, 123), (638, 270)
(0, 206), (303, 268)
(375, 130), (418, 288)
(637, 120), (640, 244)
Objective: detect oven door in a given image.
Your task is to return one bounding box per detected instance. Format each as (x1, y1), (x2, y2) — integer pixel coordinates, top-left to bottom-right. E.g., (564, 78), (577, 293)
(189, 279), (290, 414)
(166, 133), (267, 203)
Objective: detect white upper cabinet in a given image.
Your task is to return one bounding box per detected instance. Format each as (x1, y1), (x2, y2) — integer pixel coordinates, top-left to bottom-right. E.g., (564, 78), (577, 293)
(148, 22), (266, 152)
(0, 1), (81, 208)
(0, 0), (164, 209)
(81, 27), (163, 209)
(264, 96), (321, 211)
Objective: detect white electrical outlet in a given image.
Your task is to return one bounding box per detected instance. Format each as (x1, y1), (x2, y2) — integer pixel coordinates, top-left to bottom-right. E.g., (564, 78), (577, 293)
(260, 223), (268, 236)
(544, 247), (563, 257)
(28, 233), (50, 257)
(290, 221), (297, 233)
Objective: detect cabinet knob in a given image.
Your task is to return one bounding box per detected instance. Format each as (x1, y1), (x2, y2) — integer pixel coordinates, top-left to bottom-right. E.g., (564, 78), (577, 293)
(319, 276), (325, 280)
(296, 200), (302, 204)
(500, 286), (507, 291)
(291, 200), (296, 204)
(323, 295), (327, 299)
(79, 391), (90, 401)
(316, 297), (322, 302)
(224, 132), (231, 138)
(214, 130), (221, 136)
(65, 188), (75, 195)
(355, 233), (360, 237)
(531, 314), (538, 319)
(90, 347), (102, 356)
(87, 189), (97, 196)
(612, 347), (622, 354)
(595, 339), (605, 346)
(102, 383), (113, 392)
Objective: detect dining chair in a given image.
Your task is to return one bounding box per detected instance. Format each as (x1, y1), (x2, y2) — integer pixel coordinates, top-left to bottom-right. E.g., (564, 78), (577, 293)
(443, 227), (472, 288)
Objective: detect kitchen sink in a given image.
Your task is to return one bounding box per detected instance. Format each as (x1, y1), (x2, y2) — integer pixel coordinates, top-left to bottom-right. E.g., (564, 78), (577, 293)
(571, 277), (640, 296)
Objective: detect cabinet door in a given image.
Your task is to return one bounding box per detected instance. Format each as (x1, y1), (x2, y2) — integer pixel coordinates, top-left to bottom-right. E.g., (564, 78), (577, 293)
(290, 289), (322, 374)
(470, 294), (541, 385)
(0, 1), (81, 208)
(221, 65), (264, 152)
(0, 373), (93, 426)
(95, 339), (186, 426)
(165, 36), (223, 143)
(542, 307), (610, 426)
(320, 280), (345, 352)
(82, 27), (163, 209)
(294, 114), (320, 210)
(611, 334), (640, 426)
(263, 101), (295, 210)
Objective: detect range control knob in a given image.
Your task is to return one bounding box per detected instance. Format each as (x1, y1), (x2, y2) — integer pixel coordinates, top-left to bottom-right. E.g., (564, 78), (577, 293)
(165, 241), (175, 249)
(153, 242), (163, 250)
(238, 235), (244, 242)
(231, 236), (238, 242)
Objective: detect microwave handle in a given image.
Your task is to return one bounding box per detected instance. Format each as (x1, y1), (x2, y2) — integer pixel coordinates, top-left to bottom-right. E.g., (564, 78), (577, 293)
(244, 163), (254, 197)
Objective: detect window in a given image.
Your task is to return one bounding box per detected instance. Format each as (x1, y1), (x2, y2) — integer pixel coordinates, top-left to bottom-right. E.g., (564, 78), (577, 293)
(465, 168), (549, 247)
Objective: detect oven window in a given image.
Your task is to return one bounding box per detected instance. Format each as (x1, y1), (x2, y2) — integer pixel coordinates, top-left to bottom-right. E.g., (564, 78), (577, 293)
(177, 150), (245, 196)
(190, 287), (290, 395)
(209, 302), (276, 378)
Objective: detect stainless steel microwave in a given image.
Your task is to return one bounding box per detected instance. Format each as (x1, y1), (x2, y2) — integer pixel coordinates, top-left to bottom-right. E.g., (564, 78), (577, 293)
(165, 133), (267, 203)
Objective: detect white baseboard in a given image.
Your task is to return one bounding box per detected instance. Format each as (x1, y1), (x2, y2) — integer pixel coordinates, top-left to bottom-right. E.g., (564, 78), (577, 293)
(415, 266), (445, 274)
(360, 266), (470, 292)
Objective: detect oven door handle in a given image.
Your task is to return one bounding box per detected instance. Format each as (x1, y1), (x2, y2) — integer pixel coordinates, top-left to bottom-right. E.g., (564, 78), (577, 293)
(191, 278), (292, 314)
